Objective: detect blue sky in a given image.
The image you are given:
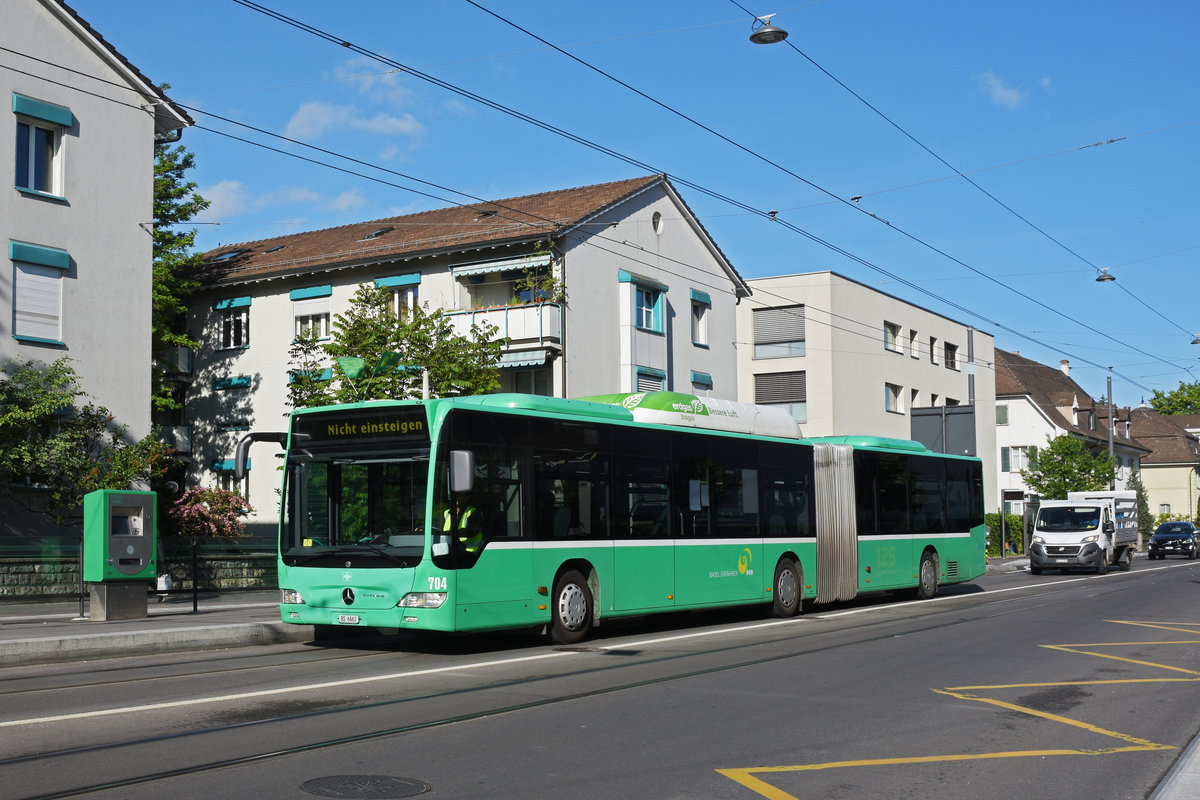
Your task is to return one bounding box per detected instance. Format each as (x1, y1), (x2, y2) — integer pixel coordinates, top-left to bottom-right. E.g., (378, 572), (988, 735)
(72, 0), (1200, 409)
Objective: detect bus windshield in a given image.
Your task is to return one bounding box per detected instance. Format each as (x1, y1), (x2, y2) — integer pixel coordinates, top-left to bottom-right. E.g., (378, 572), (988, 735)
(282, 448), (430, 567)
(1035, 505), (1101, 532)
(279, 406), (434, 568)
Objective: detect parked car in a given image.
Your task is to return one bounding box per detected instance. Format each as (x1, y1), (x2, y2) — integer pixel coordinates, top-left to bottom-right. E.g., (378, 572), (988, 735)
(1147, 522), (1199, 560)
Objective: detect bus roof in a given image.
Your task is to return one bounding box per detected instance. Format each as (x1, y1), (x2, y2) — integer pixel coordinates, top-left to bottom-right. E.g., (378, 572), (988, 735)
(807, 435), (930, 453)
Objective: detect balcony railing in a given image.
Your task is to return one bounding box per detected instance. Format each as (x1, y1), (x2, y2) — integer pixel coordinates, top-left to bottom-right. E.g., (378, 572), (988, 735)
(446, 303), (561, 346)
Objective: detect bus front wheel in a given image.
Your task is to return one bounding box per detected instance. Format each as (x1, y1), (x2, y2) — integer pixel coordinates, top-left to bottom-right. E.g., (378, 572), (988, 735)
(551, 570), (593, 644)
(772, 558), (802, 618)
(914, 550), (939, 600)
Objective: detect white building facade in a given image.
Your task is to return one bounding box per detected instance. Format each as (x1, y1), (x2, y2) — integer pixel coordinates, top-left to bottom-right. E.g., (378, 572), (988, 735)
(186, 176), (749, 535)
(736, 271), (998, 511)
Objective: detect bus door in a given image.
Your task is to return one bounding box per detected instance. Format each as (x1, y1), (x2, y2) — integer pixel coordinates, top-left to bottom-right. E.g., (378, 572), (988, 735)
(674, 446), (762, 605)
(612, 456), (674, 612)
(448, 445), (534, 628)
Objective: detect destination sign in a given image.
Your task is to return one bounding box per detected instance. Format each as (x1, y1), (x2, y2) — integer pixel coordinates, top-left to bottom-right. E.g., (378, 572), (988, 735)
(292, 407), (429, 445)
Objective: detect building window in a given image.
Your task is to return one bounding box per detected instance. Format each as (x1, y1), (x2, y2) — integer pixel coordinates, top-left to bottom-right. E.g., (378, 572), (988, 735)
(885, 382), (903, 413)
(929, 336), (938, 365)
(391, 285), (418, 316)
(512, 368), (552, 396)
(691, 370), (713, 394)
(690, 290), (710, 347)
(636, 367), (665, 392)
(13, 261), (63, 343)
(10, 241), (70, 345)
(291, 285), (332, 340)
(944, 342), (959, 370)
(753, 304), (805, 358)
(635, 285), (663, 332)
(220, 307), (250, 348)
(13, 95), (71, 198)
(1002, 446), (1031, 472)
(884, 322), (902, 353)
(1159, 504), (1171, 515)
(909, 329), (919, 359)
(996, 405), (1009, 425)
(294, 305), (330, 339)
(755, 371), (806, 423)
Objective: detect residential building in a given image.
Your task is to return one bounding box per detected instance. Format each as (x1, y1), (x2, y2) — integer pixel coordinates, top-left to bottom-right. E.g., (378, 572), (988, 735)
(994, 349), (1149, 515)
(736, 271), (997, 510)
(2, 0), (190, 532)
(1128, 407), (1200, 521)
(187, 175), (748, 535)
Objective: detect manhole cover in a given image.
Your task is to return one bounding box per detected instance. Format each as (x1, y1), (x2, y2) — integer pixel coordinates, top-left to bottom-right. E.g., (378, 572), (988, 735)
(300, 775), (430, 798)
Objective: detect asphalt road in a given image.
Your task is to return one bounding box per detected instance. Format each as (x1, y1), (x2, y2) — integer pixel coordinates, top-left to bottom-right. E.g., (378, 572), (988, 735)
(1, 560), (1197, 800)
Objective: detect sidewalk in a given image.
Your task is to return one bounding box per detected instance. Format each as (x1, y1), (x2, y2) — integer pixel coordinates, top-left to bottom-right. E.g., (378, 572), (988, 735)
(985, 554), (1030, 574)
(0, 589), (313, 667)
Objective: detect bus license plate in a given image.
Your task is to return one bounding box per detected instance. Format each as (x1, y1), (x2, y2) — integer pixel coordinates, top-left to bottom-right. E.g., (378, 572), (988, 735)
(1055, 558), (1068, 564)
(337, 614), (360, 625)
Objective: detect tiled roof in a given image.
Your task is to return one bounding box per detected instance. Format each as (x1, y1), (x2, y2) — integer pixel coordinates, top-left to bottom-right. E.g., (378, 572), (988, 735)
(1129, 407), (1200, 465)
(995, 349), (1149, 453)
(195, 175), (676, 286)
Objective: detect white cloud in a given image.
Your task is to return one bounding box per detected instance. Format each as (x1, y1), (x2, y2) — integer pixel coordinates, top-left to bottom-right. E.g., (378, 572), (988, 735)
(976, 69), (1027, 110)
(196, 180), (249, 220)
(253, 187), (322, 210)
(284, 101), (350, 139)
(330, 188), (367, 212)
(284, 101), (424, 140)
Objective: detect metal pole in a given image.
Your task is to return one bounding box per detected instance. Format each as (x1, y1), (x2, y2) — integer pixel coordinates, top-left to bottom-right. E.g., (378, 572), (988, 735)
(1107, 373), (1115, 490)
(191, 537), (199, 613)
(78, 537), (85, 619)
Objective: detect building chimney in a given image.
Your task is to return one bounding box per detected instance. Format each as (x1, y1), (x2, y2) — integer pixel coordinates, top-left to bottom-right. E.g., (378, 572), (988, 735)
(1060, 359), (1070, 376)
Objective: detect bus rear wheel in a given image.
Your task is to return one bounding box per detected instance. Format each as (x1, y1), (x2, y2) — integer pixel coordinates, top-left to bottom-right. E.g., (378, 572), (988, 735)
(914, 550), (939, 600)
(772, 558), (802, 618)
(551, 570), (593, 644)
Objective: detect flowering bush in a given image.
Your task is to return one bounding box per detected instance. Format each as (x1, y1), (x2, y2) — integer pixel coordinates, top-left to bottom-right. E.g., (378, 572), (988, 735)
(169, 486), (252, 539)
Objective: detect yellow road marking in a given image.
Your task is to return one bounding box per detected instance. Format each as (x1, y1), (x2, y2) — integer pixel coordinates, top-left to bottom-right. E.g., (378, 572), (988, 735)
(717, 620), (1196, 797)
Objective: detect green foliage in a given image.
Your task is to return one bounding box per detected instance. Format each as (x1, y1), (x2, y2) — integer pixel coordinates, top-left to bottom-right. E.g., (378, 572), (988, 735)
(985, 512), (1025, 557)
(0, 358), (173, 524)
(1148, 381), (1200, 415)
(512, 266), (567, 305)
(151, 140), (209, 413)
(1019, 435), (1115, 499)
(168, 486), (252, 539)
(287, 283), (508, 408)
(1125, 468), (1155, 537)
(1154, 511), (1191, 526)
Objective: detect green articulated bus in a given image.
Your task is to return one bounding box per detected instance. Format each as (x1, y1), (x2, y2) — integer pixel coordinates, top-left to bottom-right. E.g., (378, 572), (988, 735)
(239, 391), (985, 644)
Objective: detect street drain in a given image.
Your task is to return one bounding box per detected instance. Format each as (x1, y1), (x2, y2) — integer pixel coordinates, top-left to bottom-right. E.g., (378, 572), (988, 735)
(300, 775), (430, 798)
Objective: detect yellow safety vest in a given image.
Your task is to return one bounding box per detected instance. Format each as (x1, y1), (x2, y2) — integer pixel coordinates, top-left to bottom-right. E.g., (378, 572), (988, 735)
(443, 507), (481, 553)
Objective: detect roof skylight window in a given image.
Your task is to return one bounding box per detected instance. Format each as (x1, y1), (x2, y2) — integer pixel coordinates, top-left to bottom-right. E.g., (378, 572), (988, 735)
(361, 226), (395, 241)
(264, 244), (286, 253)
(209, 248), (249, 263)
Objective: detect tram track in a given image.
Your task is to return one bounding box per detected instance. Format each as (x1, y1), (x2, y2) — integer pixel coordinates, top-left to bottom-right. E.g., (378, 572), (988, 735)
(4, 584), (1067, 800)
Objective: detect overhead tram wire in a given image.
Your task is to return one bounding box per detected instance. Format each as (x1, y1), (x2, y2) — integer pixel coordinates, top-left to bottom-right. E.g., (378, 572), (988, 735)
(725, 0), (1198, 342)
(191, 110), (1145, 392)
(459, 1), (1188, 382)
(0, 25), (1159, 390)
(228, 1), (1176, 392)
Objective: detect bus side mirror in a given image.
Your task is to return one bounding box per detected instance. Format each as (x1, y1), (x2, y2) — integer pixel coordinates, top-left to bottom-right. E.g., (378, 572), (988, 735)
(1104, 520), (1115, 534)
(450, 450), (475, 493)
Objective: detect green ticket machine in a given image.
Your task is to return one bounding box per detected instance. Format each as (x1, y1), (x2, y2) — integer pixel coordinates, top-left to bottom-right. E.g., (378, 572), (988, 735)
(83, 489), (157, 620)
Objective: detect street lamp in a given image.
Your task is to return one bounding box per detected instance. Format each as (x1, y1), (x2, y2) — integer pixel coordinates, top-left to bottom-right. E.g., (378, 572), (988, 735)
(1095, 268), (1116, 282)
(750, 14), (788, 44)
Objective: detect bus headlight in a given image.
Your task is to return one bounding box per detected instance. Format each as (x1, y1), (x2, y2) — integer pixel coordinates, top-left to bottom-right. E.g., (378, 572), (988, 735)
(1031, 535), (1045, 545)
(398, 592), (447, 609)
(281, 588), (305, 605)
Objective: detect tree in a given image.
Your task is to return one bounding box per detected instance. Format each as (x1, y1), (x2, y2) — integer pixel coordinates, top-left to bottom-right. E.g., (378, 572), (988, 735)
(287, 283), (507, 408)
(1148, 381), (1200, 415)
(1125, 467), (1154, 539)
(168, 486), (252, 539)
(0, 358), (173, 524)
(151, 139), (209, 413)
(1019, 434), (1115, 499)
